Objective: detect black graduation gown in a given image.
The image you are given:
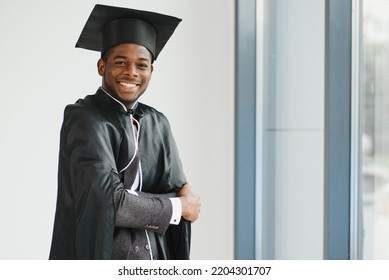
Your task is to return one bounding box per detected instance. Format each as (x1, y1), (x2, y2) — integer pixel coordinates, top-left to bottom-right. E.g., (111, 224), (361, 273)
(49, 88), (191, 259)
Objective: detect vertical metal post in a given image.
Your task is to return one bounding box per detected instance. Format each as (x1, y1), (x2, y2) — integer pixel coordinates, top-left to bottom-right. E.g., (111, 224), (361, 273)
(235, 0), (257, 260)
(349, 0), (363, 260)
(324, 0), (352, 260)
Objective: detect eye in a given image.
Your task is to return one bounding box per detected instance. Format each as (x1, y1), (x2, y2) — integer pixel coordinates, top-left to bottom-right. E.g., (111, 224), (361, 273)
(138, 63), (149, 69)
(115, 60), (126, 66)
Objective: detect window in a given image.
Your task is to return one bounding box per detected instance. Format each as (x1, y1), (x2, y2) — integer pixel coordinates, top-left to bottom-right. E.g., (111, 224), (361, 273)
(353, 0), (389, 259)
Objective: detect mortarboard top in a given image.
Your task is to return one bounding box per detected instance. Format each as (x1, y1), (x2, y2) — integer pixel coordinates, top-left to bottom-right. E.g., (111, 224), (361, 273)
(75, 4), (182, 61)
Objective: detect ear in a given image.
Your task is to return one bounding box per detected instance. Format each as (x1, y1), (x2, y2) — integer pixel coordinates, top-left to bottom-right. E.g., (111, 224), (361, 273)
(150, 63), (154, 79)
(97, 59), (105, 76)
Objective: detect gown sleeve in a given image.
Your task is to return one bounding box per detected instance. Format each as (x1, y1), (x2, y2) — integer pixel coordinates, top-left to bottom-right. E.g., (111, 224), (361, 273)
(50, 104), (116, 259)
(137, 107), (192, 260)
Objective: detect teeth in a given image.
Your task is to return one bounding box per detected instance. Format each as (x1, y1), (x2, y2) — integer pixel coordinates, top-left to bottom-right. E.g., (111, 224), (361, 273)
(120, 82), (137, 88)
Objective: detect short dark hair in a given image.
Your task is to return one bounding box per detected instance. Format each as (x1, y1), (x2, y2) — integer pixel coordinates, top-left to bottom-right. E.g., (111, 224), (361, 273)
(101, 44), (154, 64)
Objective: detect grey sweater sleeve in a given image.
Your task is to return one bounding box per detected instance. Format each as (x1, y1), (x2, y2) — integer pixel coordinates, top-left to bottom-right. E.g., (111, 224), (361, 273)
(111, 171), (174, 234)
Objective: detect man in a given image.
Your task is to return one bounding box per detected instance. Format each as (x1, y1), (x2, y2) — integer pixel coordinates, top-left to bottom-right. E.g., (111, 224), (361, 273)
(49, 4), (200, 260)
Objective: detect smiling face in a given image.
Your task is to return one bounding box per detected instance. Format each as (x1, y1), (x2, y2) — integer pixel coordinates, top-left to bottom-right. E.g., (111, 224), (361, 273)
(98, 43), (154, 109)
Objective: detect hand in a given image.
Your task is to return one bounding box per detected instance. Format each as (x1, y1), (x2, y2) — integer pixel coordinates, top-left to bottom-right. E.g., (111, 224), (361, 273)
(178, 182), (201, 223)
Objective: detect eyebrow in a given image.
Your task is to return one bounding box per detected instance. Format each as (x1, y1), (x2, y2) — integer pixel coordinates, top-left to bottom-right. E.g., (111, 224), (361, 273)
(113, 55), (151, 62)
(113, 55), (127, 60)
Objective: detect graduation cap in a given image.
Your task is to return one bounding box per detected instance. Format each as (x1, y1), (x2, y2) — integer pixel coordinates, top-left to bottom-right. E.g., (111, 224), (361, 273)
(75, 4), (182, 61)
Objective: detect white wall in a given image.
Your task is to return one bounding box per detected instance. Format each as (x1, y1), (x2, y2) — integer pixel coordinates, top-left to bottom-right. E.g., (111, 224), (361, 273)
(0, 0), (234, 260)
(259, 0), (325, 259)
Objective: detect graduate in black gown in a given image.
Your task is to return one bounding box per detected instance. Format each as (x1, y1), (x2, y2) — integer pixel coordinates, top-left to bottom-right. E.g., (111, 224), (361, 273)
(49, 4), (201, 260)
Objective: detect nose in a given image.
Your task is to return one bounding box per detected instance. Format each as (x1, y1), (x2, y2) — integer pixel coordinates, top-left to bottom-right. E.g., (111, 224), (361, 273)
(126, 63), (139, 77)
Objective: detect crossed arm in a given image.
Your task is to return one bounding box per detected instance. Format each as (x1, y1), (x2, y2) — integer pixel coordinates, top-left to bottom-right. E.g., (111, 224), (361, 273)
(113, 171), (201, 234)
